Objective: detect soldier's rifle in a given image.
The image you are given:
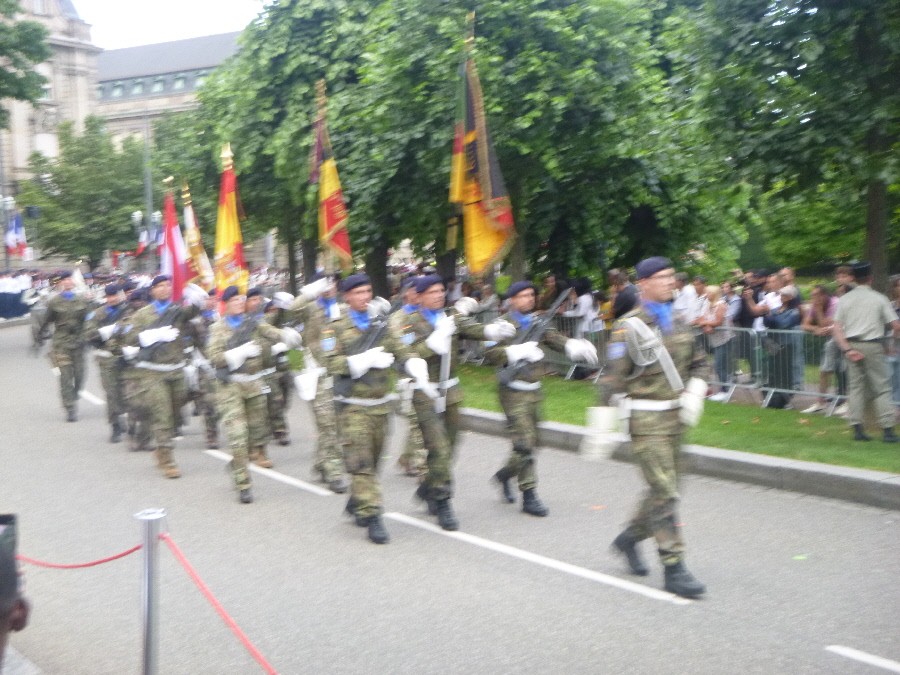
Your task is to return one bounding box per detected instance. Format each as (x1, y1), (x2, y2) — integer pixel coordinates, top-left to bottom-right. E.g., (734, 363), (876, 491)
(136, 302), (183, 363)
(496, 287), (570, 386)
(334, 296), (402, 398)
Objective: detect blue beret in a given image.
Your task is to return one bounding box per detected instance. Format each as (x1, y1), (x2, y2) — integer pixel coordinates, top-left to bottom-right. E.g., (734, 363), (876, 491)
(129, 288), (149, 303)
(208, 288), (218, 297)
(341, 273), (371, 293)
(246, 287), (263, 298)
(221, 285), (240, 302)
(414, 274), (444, 294)
(105, 283), (120, 296)
(635, 257), (673, 280)
(151, 274), (170, 287)
(505, 280), (537, 299)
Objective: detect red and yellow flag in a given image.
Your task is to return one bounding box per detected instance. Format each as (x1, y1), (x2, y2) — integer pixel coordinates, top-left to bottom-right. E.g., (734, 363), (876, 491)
(214, 144), (249, 294)
(448, 14), (515, 279)
(310, 80), (353, 271)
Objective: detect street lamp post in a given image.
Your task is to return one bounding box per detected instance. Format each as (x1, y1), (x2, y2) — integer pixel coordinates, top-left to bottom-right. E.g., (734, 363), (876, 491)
(131, 210), (142, 273)
(1, 195), (15, 273)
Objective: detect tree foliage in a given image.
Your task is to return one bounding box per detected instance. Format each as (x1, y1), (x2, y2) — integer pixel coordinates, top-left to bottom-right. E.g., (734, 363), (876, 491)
(0, 0), (51, 128)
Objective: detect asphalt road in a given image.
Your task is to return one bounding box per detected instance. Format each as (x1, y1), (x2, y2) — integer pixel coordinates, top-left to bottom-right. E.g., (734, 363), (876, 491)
(1, 324), (898, 675)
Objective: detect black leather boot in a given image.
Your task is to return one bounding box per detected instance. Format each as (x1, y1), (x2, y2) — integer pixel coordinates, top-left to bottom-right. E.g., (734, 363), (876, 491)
(365, 516), (390, 544)
(664, 561), (706, 598)
(435, 498), (459, 531)
(611, 530), (649, 576)
(521, 488), (549, 517)
(883, 427), (898, 443)
(415, 482), (438, 515)
(853, 424), (872, 442)
(492, 468), (516, 503)
(110, 418), (123, 444)
(239, 488), (254, 504)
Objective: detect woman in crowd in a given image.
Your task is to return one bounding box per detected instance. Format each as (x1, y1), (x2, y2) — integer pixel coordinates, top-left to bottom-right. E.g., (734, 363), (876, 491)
(697, 285), (733, 401)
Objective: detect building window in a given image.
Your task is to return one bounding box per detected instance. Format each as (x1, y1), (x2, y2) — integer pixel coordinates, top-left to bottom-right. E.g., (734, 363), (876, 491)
(131, 80), (144, 95)
(151, 79), (165, 93)
(111, 83), (124, 98)
(39, 83), (51, 100)
(194, 74), (206, 89)
(172, 75), (186, 90)
(97, 85), (105, 98)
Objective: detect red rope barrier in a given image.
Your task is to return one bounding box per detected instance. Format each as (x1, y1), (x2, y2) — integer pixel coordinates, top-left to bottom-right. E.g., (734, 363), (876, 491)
(159, 532), (278, 675)
(16, 544), (143, 569)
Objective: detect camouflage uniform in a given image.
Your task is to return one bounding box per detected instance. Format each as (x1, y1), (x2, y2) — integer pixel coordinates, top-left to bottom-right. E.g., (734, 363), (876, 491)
(120, 301), (200, 476)
(401, 309), (488, 501)
(324, 310), (410, 519)
(483, 313), (569, 491)
(112, 300), (154, 452)
(38, 291), (92, 416)
(598, 305), (709, 565)
(184, 310), (220, 448)
(207, 316), (283, 491)
(263, 308), (295, 444)
(83, 301), (128, 432)
(389, 306), (426, 475)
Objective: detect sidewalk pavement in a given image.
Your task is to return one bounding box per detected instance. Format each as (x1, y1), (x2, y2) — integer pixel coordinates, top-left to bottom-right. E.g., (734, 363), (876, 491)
(460, 408), (900, 511)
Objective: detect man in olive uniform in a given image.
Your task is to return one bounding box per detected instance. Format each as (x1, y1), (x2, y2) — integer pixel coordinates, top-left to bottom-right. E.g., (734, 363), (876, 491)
(38, 271), (92, 422)
(599, 257), (709, 598)
(833, 262), (900, 443)
(398, 274), (516, 530)
(83, 283), (128, 441)
(119, 275), (206, 478)
(116, 288), (154, 452)
(483, 281), (598, 516)
(324, 274), (430, 544)
(184, 289), (221, 449)
(207, 286), (301, 502)
(389, 278), (427, 477)
(0, 515), (30, 670)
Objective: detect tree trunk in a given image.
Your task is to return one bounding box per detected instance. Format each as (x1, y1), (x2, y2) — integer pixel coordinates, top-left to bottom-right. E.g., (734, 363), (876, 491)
(864, 177), (888, 293)
(364, 234), (390, 299)
(301, 236), (317, 282)
(508, 233), (526, 281)
(436, 247), (458, 282)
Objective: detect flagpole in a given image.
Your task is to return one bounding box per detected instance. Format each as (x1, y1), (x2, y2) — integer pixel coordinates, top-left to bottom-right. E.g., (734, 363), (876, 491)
(315, 80), (337, 276)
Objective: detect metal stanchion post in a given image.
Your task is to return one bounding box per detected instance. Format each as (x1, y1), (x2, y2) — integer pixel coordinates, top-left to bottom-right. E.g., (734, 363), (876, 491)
(135, 508), (166, 675)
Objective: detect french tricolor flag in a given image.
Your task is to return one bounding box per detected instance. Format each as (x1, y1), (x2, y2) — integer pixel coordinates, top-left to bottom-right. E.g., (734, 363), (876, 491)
(5, 212), (26, 256)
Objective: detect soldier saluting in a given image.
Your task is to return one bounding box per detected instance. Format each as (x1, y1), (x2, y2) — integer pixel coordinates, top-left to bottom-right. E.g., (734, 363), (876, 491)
(599, 257), (709, 598)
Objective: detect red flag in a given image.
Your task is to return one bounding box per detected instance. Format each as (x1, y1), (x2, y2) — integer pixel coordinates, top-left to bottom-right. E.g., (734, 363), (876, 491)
(159, 190), (188, 301)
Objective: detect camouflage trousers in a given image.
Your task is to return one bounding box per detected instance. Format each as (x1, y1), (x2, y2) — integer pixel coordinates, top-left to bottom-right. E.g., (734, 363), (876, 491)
(96, 356), (124, 424)
(499, 386), (542, 491)
(218, 382), (269, 490)
(626, 433), (686, 566)
(399, 402), (427, 473)
(338, 402), (389, 518)
(412, 390), (460, 500)
(312, 378), (345, 480)
(266, 372), (288, 437)
(50, 345), (85, 410)
(197, 369), (219, 439)
(132, 368), (187, 456)
(122, 372), (153, 451)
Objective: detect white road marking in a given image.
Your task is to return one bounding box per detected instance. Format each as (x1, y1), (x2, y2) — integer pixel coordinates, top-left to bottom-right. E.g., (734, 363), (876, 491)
(385, 511), (692, 605)
(79, 390), (105, 406)
(826, 646), (900, 673)
(204, 449), (334, 497)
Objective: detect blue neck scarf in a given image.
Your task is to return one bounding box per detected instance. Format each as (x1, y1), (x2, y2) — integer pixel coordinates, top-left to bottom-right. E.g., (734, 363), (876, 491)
(152, 300), (172, 315)
(510, 311), (532, 331)
(403, 303), (418, 315)
(61, 291), (75, 300)
(107, 303), (124, 319)
(643, 301), (673, 334)
(202, 309), (215, 321)
(349, 309), (369, 331)
(225, 314), (244, 329)
(420, 308), (444, 327)
(319, 297), (336, 313)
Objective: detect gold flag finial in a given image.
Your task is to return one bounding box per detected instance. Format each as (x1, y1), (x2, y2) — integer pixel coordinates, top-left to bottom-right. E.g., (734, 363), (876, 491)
(162, 175), (174, 188)
(221, 143), (234, 170)
(181, 182), (192, 206)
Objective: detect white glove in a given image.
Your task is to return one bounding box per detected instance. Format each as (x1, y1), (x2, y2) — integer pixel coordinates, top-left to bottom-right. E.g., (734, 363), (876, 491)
(182, 283), (208, 308)
(280, 327), (302, 349)
(271, 342), (288, 355)
(300, 277), (331, 301)
(138, 328), (162, 347)
(368, 296), (392, 318)
(157, 326), (180, 343)
(122, 345), (140, 361)
(347, 346), (395, 378)
(679, 377), (706, 427)
(483, 320), (516, 342)
(505, 341), (543, 366)
(294, 371), (319, 401)
(454, 297), (479, 316)
(224, 342), (262, 371)
(425, 315), (456, 355)
(565, 338), (599, 366)
(273, 291), (295, 310)
(405, 357), (439, 399)
(98, 324), (117, 342)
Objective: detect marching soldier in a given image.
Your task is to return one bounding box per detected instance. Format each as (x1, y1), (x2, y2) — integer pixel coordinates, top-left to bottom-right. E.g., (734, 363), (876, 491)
(184, 289), (222, 449)
(483, 281), (598, 516)
(38, 271), (92, 422)
(207, 286), (301, 503)
(119, 275), (207, 478)
(83, 283), (128, 441)
(399, 274), (517, 530)
(599, 257), (709, 598)
(115, 287), (154, 452)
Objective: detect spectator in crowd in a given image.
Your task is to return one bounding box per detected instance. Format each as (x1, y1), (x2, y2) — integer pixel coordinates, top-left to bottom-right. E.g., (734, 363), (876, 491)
(561, 277), (595, 338)
(697, 284), (733, 400)
(537, 274), (560, 311)
(0, 515), (29, 670)
(671, 272), (698, 323)
(477, 282), (500, 317)
(834, 265), (855, 289)
(611, 282), (639, 319)
(721, 280), (742, 325)
(890, 274), (900, 407)
(800, 285), (840, 414)
(762, 284), (802, 408)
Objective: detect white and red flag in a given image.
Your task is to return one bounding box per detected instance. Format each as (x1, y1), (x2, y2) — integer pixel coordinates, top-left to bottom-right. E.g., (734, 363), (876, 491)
(158, 190), (188, 301)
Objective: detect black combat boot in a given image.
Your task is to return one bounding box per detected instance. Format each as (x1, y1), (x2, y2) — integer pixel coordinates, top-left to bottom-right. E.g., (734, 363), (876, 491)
(521, 488), (549, 517)
(853, 424), (872, 442)
(239, 488), (254, 504)
(415, 482), (438, 516)
(883, 428), (898, 443)
(328, 476), (349, 494)
(435, 498), (459, 531)
(492, 468), (516, 503)
(664, 561), (706, 598)
(344, 497), (367, 527)
(66, 407), (77, 423)
(110, 418), (123, 444)
(611, 530), (649, 576)
(365, 516), (390, 544)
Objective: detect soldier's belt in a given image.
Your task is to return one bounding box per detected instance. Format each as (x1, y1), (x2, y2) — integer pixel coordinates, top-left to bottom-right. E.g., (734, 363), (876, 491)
(626, 398), (681, 411)
(335, 394), (398, 407)
(414, 377), (460, 392)
(93, 349), (114, 358)
(136, 360), (186, 372)
(505, 379), (541, 391)
(229, 367), (276, 383)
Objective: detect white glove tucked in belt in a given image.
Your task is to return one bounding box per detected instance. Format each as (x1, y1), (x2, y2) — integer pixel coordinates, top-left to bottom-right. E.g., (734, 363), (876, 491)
(679, 377), (706, 427)
(404, 357), (439, 399)
(280, 327), (302, 349)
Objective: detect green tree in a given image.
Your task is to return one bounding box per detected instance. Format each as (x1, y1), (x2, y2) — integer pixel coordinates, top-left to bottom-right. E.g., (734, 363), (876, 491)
(18, 117), (146, 269)
(0, 1), (51, 127)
